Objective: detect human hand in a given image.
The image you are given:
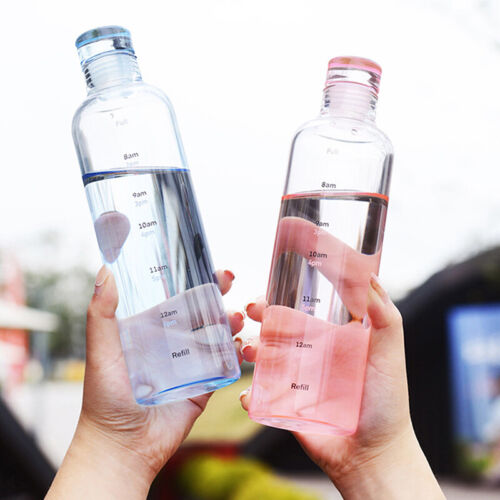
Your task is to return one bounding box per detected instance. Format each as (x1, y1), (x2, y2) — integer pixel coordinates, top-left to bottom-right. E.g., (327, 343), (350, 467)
(46, 267), (244, 500)
(240, 276), (445, 499)
(244, 213), (392, 434)
(269, 216), (380, 318)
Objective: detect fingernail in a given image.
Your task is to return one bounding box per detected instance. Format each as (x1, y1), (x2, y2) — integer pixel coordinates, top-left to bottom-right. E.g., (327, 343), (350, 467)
(240, 339), (253, 356)
(245, 302), (255, 313)
(370, 272), (389, 304)
(224, 270), (235, 281)
(239, 388), (249, 402)
(234, 311), (246, 322)
(94, 266), (109, 295)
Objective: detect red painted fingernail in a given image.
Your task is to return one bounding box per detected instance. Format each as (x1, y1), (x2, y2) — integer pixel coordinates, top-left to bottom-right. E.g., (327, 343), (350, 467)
(224, 270), (235, 281)
(234, 311), (245, 322)
(245, 302), (255, 313)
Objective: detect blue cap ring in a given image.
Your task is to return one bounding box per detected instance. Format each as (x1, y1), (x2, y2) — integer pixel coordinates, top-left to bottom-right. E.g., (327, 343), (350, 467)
(76, 26), (134, 66)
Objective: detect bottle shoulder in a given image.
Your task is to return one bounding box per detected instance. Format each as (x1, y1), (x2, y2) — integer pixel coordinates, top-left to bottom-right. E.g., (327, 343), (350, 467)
(292, 115), (393, 155)
(72, 82), (174, 132)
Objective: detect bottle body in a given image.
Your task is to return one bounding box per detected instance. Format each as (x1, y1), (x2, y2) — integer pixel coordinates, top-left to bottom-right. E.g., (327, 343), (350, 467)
(73, 28), (240, 405)
(249, 57), (392, 434)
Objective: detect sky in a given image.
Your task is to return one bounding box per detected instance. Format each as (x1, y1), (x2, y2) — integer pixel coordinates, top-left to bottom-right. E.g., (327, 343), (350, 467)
(0, 0), (500, 337)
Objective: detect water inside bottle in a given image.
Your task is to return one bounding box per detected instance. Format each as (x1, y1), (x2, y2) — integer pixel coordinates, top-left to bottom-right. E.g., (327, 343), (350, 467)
(84, 168), (240, 404)
(250, 191), (387, 434)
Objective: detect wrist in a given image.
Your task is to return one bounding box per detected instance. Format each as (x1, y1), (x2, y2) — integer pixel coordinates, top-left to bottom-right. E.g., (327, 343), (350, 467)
(330, 427), (445, 500)
(47, 416), (155, 499)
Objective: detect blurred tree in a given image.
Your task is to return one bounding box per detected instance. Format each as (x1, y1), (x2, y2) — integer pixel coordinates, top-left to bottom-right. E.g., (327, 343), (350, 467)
(24, 266), (94, 360)
(176, 455), (320, 500)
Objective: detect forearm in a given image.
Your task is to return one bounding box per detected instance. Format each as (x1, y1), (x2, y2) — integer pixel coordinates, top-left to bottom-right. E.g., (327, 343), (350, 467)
(46, 418), (154, 499)
(331, 430), (445, 500)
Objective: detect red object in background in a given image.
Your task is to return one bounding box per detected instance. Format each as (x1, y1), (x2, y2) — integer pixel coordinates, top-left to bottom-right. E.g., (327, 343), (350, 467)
(0, 252), (28, 390)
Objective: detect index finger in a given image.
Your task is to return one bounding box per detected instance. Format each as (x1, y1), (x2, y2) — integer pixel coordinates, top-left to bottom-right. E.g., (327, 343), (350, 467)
(272, 216), (380, 319)
(215, 269), (235, 296)
(245, 296), (268, 322)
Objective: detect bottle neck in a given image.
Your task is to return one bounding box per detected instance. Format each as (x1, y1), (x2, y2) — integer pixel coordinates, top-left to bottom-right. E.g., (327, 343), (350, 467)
(320, 83), (377, 122)
(83, 52), (142, 93)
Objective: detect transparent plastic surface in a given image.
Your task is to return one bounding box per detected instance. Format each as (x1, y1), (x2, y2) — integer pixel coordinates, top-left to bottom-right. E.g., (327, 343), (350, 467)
(249, 57), (393, 434)
(73, 84), (186, 174)
(73, 27), (240, 405)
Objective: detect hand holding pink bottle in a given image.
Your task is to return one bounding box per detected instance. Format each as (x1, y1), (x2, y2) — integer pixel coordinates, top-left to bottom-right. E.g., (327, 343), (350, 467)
(240, 277), (445, 499)
(249, 215), (382, 434)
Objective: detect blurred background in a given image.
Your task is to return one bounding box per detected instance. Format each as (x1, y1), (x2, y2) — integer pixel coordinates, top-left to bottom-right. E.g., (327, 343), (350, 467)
(1, 0), (500, 498)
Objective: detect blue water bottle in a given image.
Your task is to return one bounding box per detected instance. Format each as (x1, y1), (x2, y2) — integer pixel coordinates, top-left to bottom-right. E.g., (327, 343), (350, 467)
(72, 26), (240, 405)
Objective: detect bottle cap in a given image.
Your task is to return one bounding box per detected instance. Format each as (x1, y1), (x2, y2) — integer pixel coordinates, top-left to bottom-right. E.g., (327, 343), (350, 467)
(325, 56), (381, 95)
(75, 26), (134, 66)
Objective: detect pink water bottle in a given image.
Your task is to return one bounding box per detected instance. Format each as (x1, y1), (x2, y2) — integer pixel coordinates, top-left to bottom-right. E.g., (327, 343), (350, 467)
(248, 57), (393, 435)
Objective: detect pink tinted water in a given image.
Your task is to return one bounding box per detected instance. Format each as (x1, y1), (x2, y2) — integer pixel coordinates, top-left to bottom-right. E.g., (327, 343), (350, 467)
(249, 192), (388, 434)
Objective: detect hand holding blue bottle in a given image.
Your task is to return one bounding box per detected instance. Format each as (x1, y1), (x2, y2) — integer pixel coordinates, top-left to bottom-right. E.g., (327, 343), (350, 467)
(46, 267), (244, 499)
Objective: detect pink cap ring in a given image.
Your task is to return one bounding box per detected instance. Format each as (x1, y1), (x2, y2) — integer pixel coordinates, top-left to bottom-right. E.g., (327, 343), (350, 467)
(325, 56), (382, 94)
(328, 56), (381, 75)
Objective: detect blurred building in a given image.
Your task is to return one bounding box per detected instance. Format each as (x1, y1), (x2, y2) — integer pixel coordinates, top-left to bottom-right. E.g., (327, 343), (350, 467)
(0, 252), (58, 498)
(0, 252), (28, 392)
(0, 396), (55, 498)
(401, 246), (500, 481)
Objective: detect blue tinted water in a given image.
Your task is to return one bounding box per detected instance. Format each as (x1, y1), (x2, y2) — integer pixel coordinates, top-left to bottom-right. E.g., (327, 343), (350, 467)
(84, 168), (240, 404)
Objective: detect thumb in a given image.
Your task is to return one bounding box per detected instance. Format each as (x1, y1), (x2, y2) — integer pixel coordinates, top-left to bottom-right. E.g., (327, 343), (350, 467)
(366, 273), (406, 369)
(85, 266), (121, 369)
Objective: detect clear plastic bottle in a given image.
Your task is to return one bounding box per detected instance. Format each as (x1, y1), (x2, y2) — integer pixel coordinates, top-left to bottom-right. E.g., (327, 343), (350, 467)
(249, 57), (393, 435)
(72, 26), (240, 405)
